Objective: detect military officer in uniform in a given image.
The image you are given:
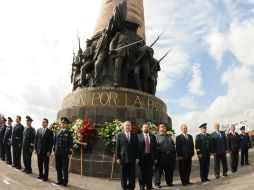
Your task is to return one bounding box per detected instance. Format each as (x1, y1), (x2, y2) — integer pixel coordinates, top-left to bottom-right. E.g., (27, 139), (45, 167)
(0, 117), (7, 160)
(195, 123), (213, 182)
(239, 126), (251, 166)
(227, 124), (240, 173)
(54, 117), (73, 186)
(154, 123), (176, 188)
(22, 116), (36, 174)
(3, 117), (13, 164)
(11, 115), (24, 169)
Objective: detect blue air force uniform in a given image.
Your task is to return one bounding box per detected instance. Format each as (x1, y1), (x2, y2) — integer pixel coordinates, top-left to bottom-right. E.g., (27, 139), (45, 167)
(22, 116), (36, 173)
(195, 123), (213, 182)
(54, 117), (73, 186)
(11, 121), (24, 169)
(227, 131), (240, 173)
(3, 117), (13, 164)
(239, 126), (251, 166)
(0, 117), (7, 160)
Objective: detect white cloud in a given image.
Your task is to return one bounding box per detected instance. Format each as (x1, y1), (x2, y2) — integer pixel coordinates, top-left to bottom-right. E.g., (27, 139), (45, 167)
(228, 19), (254, 67)
(156, 48), (189, 92)
(0, 0), (101, 127)
(178, 96), (198, 110)
(173, 65), (254, 134)
(187, 63), (205, 96)
(205, 19), (254, 67)
(204, 28), (228, 65)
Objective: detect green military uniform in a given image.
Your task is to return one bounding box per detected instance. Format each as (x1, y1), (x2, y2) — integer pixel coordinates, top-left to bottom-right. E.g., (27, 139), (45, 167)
(22, 116), (36, 173)
(54, 117), (73, 186)
(195, 123), (213, 182)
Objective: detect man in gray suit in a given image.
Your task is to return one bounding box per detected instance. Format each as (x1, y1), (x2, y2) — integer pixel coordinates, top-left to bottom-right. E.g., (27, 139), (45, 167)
(176, 124), (194, 186)
(211, 123), (228, 178)
(34, 118), (54, 181)
(116, 121), (139, 190)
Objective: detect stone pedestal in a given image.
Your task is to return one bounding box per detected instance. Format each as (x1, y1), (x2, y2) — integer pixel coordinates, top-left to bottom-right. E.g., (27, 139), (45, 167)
(57, 87), (171, 177)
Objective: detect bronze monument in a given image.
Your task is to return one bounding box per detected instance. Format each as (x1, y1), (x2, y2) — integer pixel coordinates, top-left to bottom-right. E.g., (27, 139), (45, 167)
(57, 0), (172, 177)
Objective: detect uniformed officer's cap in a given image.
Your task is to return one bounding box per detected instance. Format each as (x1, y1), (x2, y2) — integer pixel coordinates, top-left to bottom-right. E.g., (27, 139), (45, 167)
(61, 117), (70, 124)
(199, 123), (207, 128)
(7, 117), (13, 122)
(2, 117), (7, 122)
(240, 126), (245, 130)
(26, 116), (33, 121)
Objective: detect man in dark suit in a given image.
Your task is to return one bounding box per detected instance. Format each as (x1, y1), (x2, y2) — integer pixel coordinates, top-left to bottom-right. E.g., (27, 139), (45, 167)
(116, 121), (139, 190)
(176, 124), (194, 186)
(227, 124), (240, 173)
(0, 117), (7, 160)
(22, 116), (36, 174)
(53, 117), (73, 186)
(211, 123), (228, 178)
(35, 118), (54, 181)
(195, 123), (213, 182)
(11, 115), (24, 169)
(3, 117), (13, 164)
(239, 126), (251, 166)
(138, 123), (157, 190)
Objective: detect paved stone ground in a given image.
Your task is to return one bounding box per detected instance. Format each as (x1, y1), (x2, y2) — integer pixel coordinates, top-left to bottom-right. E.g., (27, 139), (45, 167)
(0, 150), (253, 190)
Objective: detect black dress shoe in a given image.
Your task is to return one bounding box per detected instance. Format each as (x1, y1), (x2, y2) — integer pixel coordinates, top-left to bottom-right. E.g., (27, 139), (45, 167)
(11, 165), (16, 167)
(26, 171), (32, 174)
(201, 179), (206, 182)
(16, 167), (22, 170)
(167, 183), (173, 187)
(56, 182), (62, 185)
(215, 175), (220, 179)
(223, 173), (228, 177)
(205, 179), (210, 181)
(62, 183), (67, 187)
(22, 169), (26, 172)
(37, 176), (43, 179)
(43, 178), (48, 181)
(155, 184), (162, 188)
(187, 182), (193, 185)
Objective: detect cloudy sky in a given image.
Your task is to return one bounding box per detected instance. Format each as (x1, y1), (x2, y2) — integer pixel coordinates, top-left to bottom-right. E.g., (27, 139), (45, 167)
(0, 0), (254, 134)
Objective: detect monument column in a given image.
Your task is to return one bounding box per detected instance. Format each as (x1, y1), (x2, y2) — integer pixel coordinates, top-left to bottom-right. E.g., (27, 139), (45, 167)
(93, 0), (145, 39)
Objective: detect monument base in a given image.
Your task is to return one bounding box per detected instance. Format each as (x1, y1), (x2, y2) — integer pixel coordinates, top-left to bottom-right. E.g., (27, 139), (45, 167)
(57, 87), (171, 177)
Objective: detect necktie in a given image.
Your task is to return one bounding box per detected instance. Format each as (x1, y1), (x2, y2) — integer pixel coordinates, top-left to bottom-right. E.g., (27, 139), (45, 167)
(185, 134), (188, 140)
(42, 128), (46, 136)
(145, 134), (150, 153)
(217, 131), (221, 138)
(126, 133), (130, 142)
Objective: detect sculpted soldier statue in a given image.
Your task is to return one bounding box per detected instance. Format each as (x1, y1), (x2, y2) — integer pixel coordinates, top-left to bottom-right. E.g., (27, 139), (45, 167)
(109, 28), (130, 87)
(80, 39), (96, 87)
(148, 50), (170, 95)
(93, 16), (114, 87)
(148, 58), (161, 95)
(71, 40), (84, 91)
(133, 45), (154, 92)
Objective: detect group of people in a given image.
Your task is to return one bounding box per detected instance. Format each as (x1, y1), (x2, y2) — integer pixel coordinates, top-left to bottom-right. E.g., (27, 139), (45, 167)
(0, 115), (73, 187)
(116, 121), (252, 190)
(0, 115), (251, 189)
